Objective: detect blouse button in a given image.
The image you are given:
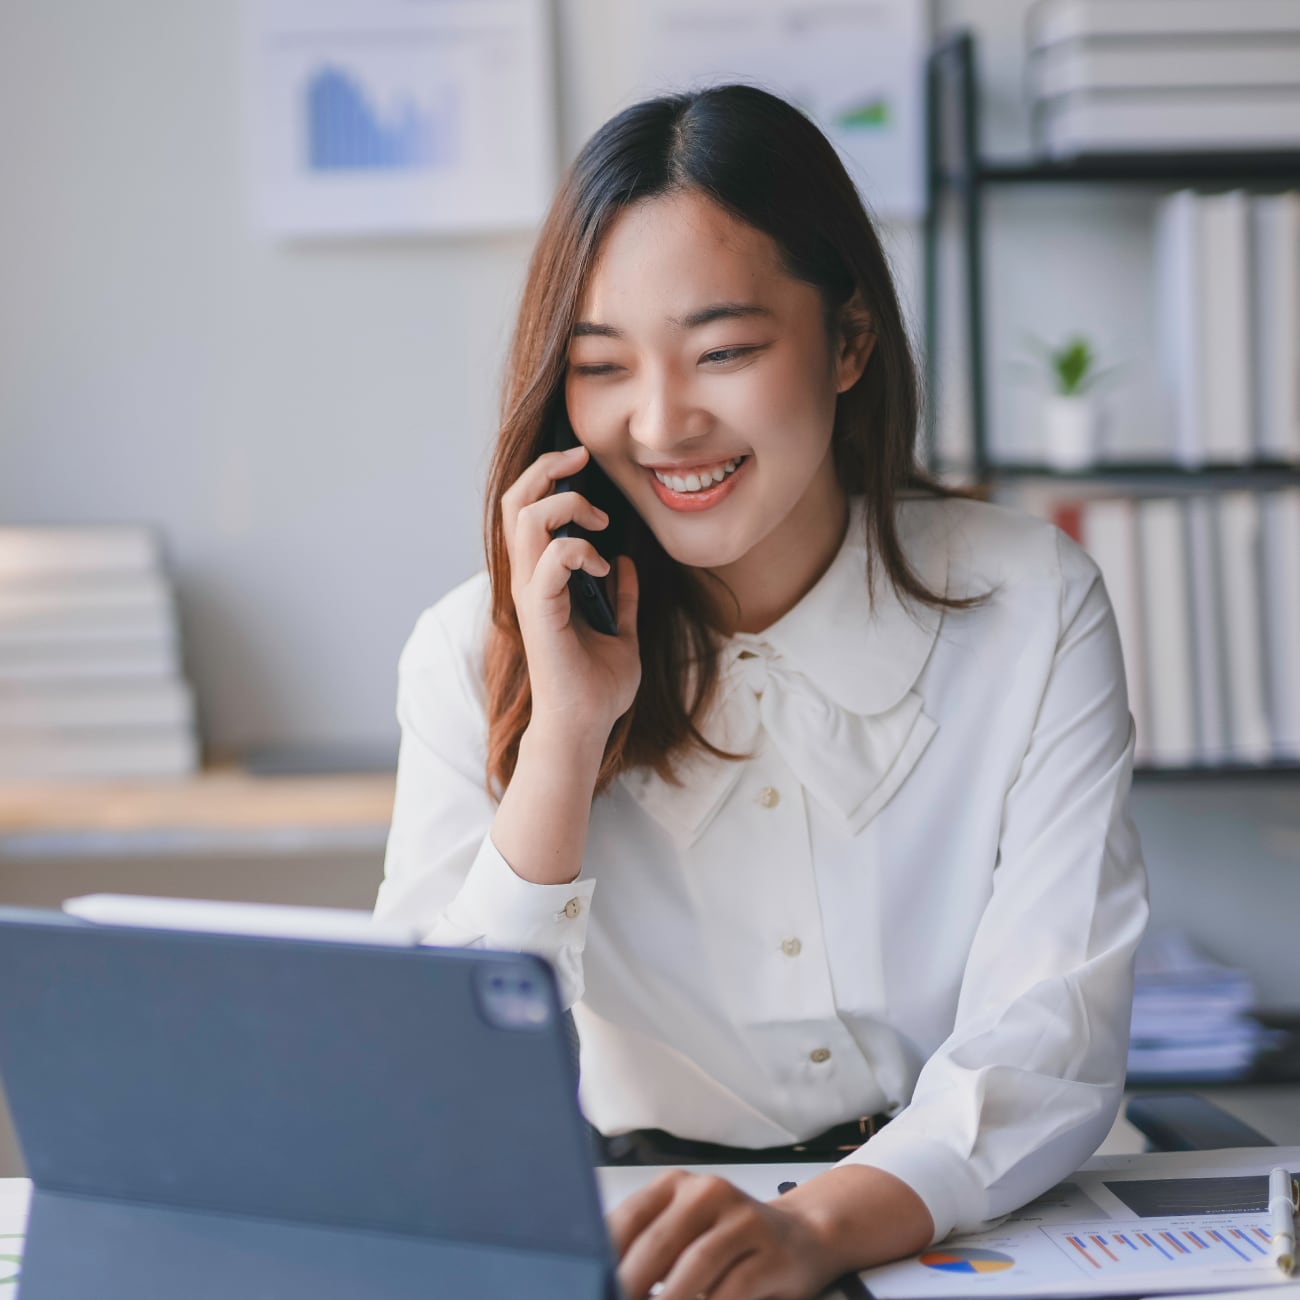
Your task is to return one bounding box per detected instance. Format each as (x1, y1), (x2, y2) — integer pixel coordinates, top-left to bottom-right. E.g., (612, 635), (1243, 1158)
(780, 937), (802, 958)
(758, 786), (780, 809)
(562, 898), (582, 920)
(809, 1048), (831, 1064)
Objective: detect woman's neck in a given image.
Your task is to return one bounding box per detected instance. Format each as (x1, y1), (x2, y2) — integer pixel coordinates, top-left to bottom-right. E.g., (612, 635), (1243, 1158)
(705, 477), (851, 636)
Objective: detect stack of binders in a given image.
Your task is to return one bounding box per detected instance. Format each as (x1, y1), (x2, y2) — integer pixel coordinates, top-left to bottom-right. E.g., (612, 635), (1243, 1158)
(1000, 484), (1300, 771)
(1027, 0), (1300, 159)
(1154, 188), (1300, 468)
(0, 526), (200, 780)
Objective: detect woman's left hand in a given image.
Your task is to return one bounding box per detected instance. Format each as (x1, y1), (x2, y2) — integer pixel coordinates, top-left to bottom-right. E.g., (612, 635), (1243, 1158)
(607, 1169), (840, 1300)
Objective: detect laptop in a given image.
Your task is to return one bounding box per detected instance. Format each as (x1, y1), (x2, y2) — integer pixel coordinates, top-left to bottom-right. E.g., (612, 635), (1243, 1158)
(0, 898), (619, 1299)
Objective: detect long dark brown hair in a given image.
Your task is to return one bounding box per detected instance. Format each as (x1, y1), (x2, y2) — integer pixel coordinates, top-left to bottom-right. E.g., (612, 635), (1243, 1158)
(484, 84), (968, 798)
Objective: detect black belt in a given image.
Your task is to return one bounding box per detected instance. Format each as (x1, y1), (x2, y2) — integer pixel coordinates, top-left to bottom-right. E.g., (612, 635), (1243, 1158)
(598, 1112), (891, 1166)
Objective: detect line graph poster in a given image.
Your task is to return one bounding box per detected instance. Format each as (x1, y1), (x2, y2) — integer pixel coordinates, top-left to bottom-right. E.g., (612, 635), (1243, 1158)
(246, 0), (556, 236)
(632, 0), (928, 220)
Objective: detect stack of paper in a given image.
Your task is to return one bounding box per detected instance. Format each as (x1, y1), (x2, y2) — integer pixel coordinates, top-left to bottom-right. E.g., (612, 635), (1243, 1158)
(853, 1146), (1300, 1298)
(1128, 930), (1277, 1083)
(1154, 190), (1300, 469)
(1027, 0), (1300, 158)
(0, 526), (199, 779)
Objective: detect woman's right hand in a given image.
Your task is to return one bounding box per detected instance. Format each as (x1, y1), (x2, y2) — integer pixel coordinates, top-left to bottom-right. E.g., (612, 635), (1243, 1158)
(501, 442), (641, 745)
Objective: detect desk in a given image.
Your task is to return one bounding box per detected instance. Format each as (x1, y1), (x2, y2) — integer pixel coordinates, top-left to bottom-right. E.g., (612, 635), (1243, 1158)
(1, 1095), (1296, 1299)
(0, 1180), (24, 1293)
(1103, 1085), (1300, 1155)
(0, 1167), (852, 1298)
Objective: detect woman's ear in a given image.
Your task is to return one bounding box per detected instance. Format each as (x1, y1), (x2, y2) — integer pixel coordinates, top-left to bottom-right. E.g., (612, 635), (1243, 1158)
(833, 291), (876, 394)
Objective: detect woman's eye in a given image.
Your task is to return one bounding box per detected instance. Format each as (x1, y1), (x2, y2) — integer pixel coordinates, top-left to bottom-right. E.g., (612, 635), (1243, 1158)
(701, 346), (758, 366)
(569, 362), (622, 377)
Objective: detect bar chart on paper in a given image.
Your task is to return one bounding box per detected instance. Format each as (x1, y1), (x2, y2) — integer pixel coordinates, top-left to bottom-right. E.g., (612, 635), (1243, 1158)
(867, 1213), (1283, 1297)
(250, 0), (556, 235)
(859, 1152), (1300, 1298)
(305, 66), (458, 172)
(1053, 1222), (1273, 1276)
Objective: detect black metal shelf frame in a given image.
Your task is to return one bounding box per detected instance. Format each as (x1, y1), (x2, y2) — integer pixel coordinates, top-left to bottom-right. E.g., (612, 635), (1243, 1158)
(970, 462), (1300, 485)
(1134, 762), (1300, 783)
(922, 30), (1300, 478)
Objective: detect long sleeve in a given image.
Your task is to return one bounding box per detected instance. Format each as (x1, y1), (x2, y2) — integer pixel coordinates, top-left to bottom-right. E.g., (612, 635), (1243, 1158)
(843, 531), (1149, 1241)
(374, 576), (595, 1005)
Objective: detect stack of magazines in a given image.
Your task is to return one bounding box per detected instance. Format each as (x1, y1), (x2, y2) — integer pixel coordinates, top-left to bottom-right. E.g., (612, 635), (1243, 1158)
(1128, 929), (1280, 1083)
(0, 525), (199, 780)
(1027, 0), (1300, 159)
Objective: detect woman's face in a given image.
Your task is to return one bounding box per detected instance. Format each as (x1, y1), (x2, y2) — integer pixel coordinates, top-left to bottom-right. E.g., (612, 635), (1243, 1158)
(564, 189), (869, 582)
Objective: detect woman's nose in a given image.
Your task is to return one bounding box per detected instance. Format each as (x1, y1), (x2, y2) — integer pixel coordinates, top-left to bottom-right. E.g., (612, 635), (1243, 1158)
(628, 376), (707, 452)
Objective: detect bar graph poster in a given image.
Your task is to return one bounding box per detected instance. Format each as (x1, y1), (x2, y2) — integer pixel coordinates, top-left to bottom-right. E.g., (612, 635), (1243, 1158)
(632, 0), (927, 220)
(246, 0), (556, 237)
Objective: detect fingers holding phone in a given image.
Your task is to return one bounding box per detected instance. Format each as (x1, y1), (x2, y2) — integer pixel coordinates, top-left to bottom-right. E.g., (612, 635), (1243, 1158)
(501, 438), (641, 737)
(504, 447), (609, 587)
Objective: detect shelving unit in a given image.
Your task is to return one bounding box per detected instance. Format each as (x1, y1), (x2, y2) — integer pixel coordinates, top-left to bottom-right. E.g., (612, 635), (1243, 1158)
(922, 30), (1300, 781)
(922, 30), (1300, 478)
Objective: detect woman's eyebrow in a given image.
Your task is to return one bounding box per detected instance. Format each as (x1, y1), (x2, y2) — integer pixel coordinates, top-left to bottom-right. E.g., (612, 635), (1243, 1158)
(675, 302), (773, 330)
(571, 302), (773, 340)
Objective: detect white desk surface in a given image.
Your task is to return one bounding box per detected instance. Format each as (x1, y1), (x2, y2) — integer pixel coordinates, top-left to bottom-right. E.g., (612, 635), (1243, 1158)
(0, 1167), (835, 1295)
(1, 1090), (1295, 1296)
(2, 1149), (1298, 1300)
(0, 1180), (24, 1292)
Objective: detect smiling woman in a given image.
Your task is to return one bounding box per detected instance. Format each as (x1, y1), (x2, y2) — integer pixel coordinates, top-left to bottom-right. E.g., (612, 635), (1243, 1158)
(566, 191), (860, 599)
(375, 85), (1148, 1300)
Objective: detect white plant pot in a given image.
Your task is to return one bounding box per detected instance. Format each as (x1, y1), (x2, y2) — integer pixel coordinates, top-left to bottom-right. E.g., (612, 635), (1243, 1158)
(1041, 394), (1099, 469)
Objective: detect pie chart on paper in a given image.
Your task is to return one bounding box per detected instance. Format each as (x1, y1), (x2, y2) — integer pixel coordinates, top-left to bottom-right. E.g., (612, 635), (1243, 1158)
(920, 1247), (1016, 1274)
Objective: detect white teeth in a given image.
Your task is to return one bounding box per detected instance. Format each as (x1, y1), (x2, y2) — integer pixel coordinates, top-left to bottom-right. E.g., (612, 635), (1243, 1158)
(654, 457), (744, 493)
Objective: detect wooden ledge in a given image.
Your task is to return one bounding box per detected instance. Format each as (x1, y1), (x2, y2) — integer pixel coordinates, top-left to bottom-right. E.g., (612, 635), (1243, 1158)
(0, 767), (397, 858)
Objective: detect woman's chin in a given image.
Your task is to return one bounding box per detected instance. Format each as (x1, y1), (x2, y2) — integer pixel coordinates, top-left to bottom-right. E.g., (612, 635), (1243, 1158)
(648, 521), (754, 573)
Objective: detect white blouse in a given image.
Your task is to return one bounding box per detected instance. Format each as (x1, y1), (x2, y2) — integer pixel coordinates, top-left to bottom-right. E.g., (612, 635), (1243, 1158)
(375, 495), (1149, 1243)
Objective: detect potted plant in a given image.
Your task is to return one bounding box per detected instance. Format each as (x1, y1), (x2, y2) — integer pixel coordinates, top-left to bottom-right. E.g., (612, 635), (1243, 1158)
(1033, 335), (1109, 470)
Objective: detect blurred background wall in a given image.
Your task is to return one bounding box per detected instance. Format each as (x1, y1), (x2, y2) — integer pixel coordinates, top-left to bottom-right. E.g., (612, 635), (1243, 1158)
(0, 2), (1296, 987)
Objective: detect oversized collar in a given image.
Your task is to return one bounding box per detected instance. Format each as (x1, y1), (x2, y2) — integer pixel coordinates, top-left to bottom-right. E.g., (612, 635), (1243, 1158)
(618, 496), (951, 849)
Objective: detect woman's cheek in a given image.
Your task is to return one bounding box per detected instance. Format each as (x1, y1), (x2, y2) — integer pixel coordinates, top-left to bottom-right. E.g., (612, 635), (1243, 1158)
(567, 390), (620, 456)
(755, 357), (842, 443)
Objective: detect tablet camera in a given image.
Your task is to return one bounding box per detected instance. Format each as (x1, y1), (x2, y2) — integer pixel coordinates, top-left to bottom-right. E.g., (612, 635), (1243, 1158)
(473, 962), (553, 1031)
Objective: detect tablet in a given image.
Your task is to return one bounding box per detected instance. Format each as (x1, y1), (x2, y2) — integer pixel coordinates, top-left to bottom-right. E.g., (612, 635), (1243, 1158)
(0, 903), (617, 1300)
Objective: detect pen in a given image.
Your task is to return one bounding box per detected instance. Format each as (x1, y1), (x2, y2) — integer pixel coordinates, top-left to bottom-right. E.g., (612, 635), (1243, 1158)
(1270, 1166), (1298, 1278)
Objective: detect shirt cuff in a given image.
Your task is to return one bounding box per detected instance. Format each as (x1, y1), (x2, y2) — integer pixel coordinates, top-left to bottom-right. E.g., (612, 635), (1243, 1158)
(432, 832), (596, 957)
(838, 1124), (987, 1245)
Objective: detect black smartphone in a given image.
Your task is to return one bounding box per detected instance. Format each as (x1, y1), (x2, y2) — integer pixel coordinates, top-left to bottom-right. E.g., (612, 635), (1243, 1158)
(550, 407), (626, 636)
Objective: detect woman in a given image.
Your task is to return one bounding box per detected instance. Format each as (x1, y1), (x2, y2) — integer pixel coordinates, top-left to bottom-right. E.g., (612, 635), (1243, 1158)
(376, 84), (1147, 1300)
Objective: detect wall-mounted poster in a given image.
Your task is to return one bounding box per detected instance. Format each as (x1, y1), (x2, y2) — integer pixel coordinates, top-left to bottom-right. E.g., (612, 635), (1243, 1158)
(632, 0), (928, 220)
(245, 0), (556, 237)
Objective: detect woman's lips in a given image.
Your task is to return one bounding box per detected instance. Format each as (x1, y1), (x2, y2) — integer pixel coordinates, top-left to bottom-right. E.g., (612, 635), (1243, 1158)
(645, 457), (748, 513)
